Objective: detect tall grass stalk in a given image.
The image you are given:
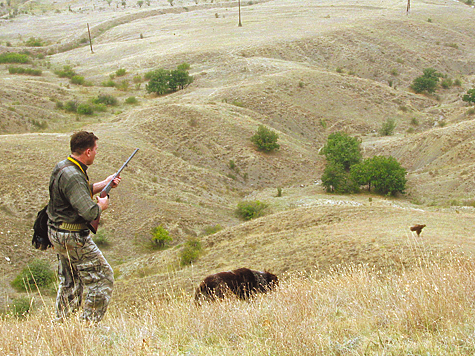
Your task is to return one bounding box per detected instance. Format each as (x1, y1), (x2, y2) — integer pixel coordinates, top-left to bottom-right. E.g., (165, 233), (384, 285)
(2, 245), (475, 354)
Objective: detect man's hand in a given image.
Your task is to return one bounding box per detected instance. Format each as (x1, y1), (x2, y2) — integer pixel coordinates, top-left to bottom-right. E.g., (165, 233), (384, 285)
(106, 174), (121, 188)
(97, 195), (109, 211)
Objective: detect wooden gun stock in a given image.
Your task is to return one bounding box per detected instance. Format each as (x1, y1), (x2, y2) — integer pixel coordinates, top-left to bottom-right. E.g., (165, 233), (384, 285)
(88, 148), (139, 234)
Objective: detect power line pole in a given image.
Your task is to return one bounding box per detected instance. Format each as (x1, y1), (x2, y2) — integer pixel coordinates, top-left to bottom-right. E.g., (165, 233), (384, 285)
(238, 0), (242, 27)
(87, 23), (94, 53)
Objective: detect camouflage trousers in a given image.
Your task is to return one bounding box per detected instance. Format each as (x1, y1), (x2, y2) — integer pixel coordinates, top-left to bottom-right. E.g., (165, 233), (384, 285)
(48, 227), (114, 323)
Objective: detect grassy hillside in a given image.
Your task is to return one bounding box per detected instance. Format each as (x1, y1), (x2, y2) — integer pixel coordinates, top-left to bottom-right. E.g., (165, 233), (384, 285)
(1, 1), (475, 352)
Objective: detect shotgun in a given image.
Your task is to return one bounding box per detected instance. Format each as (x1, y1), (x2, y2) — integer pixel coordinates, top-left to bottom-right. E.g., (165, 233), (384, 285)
(88, 148), (139, 234)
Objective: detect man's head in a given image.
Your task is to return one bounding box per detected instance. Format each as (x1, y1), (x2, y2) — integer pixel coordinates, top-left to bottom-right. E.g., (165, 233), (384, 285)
(70, 131), (98, 165)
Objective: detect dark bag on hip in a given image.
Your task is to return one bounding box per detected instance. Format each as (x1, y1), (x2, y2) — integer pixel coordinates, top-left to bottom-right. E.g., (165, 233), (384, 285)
(32, 205), (52, 250)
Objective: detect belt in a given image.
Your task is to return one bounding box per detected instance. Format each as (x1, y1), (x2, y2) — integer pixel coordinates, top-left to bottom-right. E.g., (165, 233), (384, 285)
(57, 222), (89, 232)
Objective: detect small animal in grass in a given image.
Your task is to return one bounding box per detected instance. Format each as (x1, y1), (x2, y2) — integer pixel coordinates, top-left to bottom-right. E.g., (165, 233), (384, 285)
(195, 267), (278, 303)
(410, 224), (426, 237)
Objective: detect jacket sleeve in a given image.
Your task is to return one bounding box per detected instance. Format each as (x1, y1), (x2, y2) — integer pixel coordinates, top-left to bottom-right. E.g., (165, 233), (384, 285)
(60, 168), (101, 222)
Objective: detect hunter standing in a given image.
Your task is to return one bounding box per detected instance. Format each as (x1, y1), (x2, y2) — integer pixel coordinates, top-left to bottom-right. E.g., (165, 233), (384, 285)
(47, 131), (120, 323)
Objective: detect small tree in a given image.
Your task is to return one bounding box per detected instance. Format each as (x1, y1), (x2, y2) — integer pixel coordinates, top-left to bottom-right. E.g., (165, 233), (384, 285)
(320, 132), (362, 171)
(250, 125), (280, 152)
(146, 69), (171, 95)
(462, 88), (475, 105)
(169, 69), (193, 91)
(352, 156), (407, 195)
(411, 68), (441, 94)
(151, 225), (172, 248)
(321, 162), (359, 194)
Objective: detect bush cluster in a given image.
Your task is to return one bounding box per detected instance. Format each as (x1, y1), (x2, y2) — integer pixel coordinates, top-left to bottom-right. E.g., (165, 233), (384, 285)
(54, 65), (77, 78)
(8, 66), (42, 76)
(92, 94), (118, 106)
(0, 52), (30, 64)
(145, 63), (193, 95)
(321, 132), (406, 195)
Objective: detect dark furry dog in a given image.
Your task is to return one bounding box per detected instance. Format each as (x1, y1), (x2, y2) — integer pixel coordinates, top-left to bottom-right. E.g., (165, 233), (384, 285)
(195, 268), (278, 302)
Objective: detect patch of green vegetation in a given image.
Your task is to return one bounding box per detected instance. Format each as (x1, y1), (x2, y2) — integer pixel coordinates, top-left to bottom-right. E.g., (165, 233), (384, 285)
(236, 200), (268, 220)
(180, 238), (202, 266)
(8, 66), (41, 76)
(0, 52), (30, 64)
(11, 259), (55, 292)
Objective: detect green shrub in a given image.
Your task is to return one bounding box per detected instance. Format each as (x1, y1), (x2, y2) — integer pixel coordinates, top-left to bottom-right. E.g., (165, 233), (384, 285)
(236, 200), (268, 220)
(440, 78), (453, 89)
(92, 94), (118, 106)
(77, 103), (94, 115)
(11, 259), (55, 292)
(379, 118), (396, 136)
(133, 75), (142, 83)
(277, 187), (282, 197)
(0, 52), (30, 64)
(462, 88), (475, 105)
(102, 79), (116, 87)
(411, 68), (441, 94)
(8, 296), (32, 318)
(125, 96), (138, 104)
(8, 66), (41, 76)
(116, 68), (127, 77)
(250, 125), (280, 152)
(70, 75), (85, 85)
(151, 225), (172, 249)
(54, 65), (76, 78)
(180, 238), (202, 266)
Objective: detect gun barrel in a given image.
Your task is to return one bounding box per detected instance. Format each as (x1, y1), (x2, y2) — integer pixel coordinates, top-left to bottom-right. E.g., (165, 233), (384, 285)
(101, 148), (139, 195)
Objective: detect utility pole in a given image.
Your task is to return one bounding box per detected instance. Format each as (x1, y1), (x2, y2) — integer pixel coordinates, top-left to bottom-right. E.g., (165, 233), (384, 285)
(238, 0), (242, 27)
(87, 23), (94, 53)
(406, 0), (410, 15)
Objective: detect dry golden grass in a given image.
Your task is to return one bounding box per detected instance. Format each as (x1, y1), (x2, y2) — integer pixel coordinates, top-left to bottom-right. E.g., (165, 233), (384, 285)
(3, 241), (475, 355)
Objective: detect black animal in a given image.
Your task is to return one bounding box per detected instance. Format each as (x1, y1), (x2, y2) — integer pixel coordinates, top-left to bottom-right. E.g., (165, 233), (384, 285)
(195, 268), (278, 303)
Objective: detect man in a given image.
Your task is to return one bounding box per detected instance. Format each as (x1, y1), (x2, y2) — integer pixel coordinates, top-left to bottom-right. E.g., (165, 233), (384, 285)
(47, 131), (121, 324)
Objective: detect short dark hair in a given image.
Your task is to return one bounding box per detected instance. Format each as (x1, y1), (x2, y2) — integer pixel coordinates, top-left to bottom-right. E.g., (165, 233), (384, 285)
(70, 131), (98, 155)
